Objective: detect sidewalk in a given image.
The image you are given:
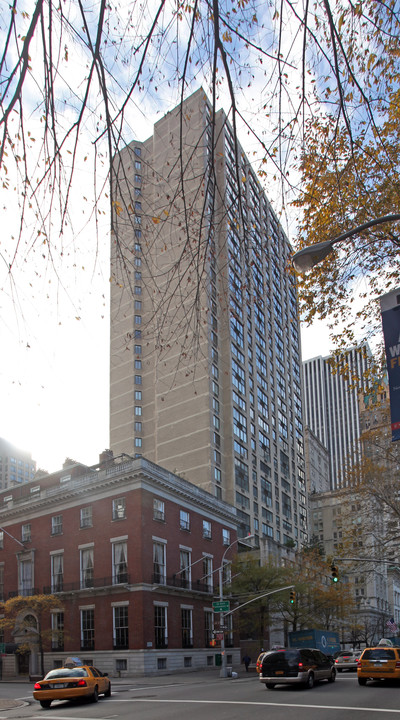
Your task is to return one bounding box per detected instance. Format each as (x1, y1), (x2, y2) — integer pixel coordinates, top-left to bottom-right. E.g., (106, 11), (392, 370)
(0, 699), (28, 710)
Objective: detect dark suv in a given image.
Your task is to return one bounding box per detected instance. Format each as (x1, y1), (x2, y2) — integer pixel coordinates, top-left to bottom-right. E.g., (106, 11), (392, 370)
(259, 648), (336, 689)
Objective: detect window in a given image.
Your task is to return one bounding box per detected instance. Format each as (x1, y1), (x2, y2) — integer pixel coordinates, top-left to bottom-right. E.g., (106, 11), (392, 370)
(113, 606), (129, 649)
(222, 528), (230, 546)
(80, 506), (92, 528)
(134, 375), (142, 384)
(153, 541), (166, 584)
(179, 549), (191, 588)
(135, 315), (142, 325)
(134, 422), (142, 432)
(22, 524), (31, 542)
(180, 510), (190, 531)
(153, 499), (165, 521)
(19, 557), (33, 596)
(205, 610), (214, 647)
(0, 531), (3, 549)
(181, 608), (193, 648)
(135, 359), (142, 369)
(51, 515), (63, 535)
(202, 556), (213, 592)
(203, 520), (212, 539)
(80, 608), (94, 650)
(135, 390), (142, 400)
(155, 605), (168, 648)
(116, 658), (127, 673)
(112, 497), (126, 520)
(80, 547), (94, 589)
(135, 406), (142, 416)
(51, 553), (64, 592)
(0, 564), (4, 601)
(51, 612), (64, 650)
(112, 541), (128, 584)
(135, 438), (142, 448)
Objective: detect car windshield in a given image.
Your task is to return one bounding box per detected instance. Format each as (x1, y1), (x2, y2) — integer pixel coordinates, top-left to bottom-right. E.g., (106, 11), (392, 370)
(362, 649), (395, 660)
(45, 668), (88, 679)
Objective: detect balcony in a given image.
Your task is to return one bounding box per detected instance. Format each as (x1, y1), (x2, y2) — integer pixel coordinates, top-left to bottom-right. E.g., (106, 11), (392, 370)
(40, 575), (131, 595)
(152, 574), (213, 594)
(8, 570), (213, 599)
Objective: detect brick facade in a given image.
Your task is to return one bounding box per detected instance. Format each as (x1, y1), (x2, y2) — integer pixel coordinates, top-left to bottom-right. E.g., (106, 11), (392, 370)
(0, 454), (238, 677)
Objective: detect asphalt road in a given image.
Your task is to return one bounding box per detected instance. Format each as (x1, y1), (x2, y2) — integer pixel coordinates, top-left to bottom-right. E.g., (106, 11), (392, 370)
(3, 671), (400, 720)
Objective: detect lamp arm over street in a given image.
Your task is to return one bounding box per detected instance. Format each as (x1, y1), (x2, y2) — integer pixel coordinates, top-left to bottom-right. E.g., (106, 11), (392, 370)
(223, 584), (295, 616)
(292, 214), (400, 273)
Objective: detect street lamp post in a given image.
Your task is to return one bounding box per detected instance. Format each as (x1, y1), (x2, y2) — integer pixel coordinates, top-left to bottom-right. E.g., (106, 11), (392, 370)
(292, 214), (400, 273)
(218, 535), (254, 678)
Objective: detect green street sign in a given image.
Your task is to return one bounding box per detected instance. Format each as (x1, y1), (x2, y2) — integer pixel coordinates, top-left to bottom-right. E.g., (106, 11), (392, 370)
(212, 600), (230, 612)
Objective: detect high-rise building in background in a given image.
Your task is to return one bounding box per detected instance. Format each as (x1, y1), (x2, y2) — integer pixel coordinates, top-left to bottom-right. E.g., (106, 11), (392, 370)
(0, 438), (36, 489)
(302, 345), (371, 489)
(110, 88), (307, 549)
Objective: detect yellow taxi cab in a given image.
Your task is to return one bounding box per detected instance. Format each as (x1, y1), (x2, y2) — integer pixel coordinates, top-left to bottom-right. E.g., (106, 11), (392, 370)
(256, 652), (267, 673)
(357, 641), (400, 685)
(33, 665), (111, 707)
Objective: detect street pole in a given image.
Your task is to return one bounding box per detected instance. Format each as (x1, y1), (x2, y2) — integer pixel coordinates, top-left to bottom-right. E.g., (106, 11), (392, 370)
(219, 563), (227, 678)
(218, 535), (254, 678)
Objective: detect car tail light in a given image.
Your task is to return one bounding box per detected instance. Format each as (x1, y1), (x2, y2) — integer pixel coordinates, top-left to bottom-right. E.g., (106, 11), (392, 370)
(298, 662), (303, 669)
(335, 659), (338, 664)
(77, 680), (87, 687)
(34, 683), (42, 690)
(395, 661), (400, 669)
(357, 661), (361, 668)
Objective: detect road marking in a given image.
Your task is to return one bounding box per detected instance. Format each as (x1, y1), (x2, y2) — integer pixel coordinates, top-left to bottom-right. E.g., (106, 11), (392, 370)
(129, 684), (185, 691)
(107, 698), (400, 713)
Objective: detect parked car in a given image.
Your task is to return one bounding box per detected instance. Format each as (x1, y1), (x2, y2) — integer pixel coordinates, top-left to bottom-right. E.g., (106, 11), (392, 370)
(334, 650), (359, 672)
(357, 645), (400, 685)
(33, 665), (111, 708)
(259, 647), (336, 689)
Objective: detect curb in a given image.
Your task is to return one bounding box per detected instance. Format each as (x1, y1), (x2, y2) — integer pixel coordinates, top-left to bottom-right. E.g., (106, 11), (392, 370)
(0, 699), (28, 710)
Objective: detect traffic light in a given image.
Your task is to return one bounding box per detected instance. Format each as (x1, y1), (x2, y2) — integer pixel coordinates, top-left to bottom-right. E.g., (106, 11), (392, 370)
(331, 564), (339, 583)
(290, 589), (296, 604)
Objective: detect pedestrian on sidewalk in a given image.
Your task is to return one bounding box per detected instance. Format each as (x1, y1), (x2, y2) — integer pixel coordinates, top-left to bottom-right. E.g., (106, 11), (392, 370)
(242, 654), (251, 672)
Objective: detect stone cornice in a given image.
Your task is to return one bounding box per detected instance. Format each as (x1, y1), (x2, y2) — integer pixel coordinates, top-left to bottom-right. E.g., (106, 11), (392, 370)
(0, 457), (237, 527)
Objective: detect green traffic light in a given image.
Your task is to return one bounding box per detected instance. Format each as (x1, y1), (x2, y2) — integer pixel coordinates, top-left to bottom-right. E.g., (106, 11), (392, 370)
(331, 564), (339, 582)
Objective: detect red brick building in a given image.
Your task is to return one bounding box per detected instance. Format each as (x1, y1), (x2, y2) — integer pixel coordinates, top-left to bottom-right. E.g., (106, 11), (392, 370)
(0, 454), (238, 677)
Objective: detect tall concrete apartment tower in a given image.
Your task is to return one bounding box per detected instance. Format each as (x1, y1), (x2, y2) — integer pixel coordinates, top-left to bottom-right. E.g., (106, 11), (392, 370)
(302, 345), (371, 489)
(110, 89), (307, 548)
(0, 437), (36, 489)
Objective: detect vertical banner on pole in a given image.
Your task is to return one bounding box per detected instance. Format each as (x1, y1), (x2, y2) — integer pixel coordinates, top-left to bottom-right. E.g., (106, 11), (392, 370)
(380, 287), (400, 441)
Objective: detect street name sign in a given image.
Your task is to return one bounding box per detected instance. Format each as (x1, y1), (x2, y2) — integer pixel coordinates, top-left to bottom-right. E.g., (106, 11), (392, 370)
(212, 600), (230, 612)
